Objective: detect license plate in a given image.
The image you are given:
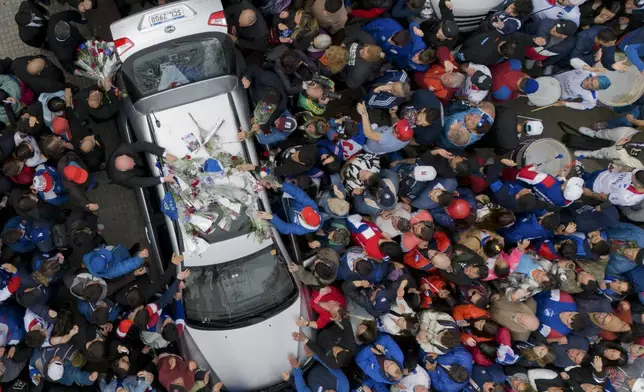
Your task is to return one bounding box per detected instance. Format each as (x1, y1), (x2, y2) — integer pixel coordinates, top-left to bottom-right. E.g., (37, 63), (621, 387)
(148, 8), (185, 26)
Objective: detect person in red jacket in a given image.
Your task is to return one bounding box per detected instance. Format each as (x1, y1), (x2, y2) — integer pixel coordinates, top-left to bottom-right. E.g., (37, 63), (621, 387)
(490, 59), (539, 102)
(296, 285), (346, 329)
(347, 214), (403, 262)
(453, 303), (501, 346)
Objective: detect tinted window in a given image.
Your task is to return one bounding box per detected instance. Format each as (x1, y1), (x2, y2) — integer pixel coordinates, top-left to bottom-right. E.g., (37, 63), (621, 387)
(122, 33), (235, 99)
(183, 247), (296, 325)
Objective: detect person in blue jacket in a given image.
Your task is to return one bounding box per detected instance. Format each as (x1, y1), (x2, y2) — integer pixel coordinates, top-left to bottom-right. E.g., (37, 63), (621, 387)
(0, 303), (25, 346)
(430, 187), (477, 229)
(284, 354), (349, 392)
(559, 201), (619, 234)
(356, 334), (405, 390)
(625, 265), (644, 304)
(423, 346), (473, 392)
(337, 246), (387, 283)
(362, 18), (418, 63)
(485, 159), (544, 213)
(569, 27), (619, 71)
(464, 363), (506, 392)
(391, 0), (425, 20)
(29, 345), (97, 387)
(32, 164), (68, 206)
(82, 244), (146, 280)
(410, 177), (458, 211)
(606, 221), (644, 275)
(364, 70), (412, 109)
(498, 209), (559, 243)
(77, 297), (121, 325)
(256, 181), (323, 235)
(619, 26), (644, 73)
(2, 216), (54, 253)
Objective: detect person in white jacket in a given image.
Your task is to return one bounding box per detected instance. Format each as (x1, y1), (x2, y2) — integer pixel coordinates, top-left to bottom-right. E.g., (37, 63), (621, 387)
(553, 69), (611, 110)
(378, 297), (418, 336)
(416, 310), (460, 355)
(390, 365), (430, 392)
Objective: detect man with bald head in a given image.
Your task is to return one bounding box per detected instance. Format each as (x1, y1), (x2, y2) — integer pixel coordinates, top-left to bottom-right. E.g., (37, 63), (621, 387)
(10, 56), (66, 95)
(224, 1), (268, 52)
(107, 141), (178, 189)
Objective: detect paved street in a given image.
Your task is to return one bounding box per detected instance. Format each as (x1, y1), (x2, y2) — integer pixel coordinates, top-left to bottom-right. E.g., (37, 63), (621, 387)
(0, 0), (149, 247)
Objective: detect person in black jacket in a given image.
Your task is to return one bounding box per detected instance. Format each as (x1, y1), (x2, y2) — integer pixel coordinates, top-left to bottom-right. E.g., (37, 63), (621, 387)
(114, 254), (182, 309)
(523, 19), (576, 68)
(46, 10), (86, 73)
(455, 31), (531, 65)
(291, 318), (356, 369)
(63, 88), (105, 172)
(241, 64), (288, 134)
(74, 84), (120, 124)
(341, 28), (384, 90)
(225, 1), (269, 52)
(106, 141), (177, 189)
(274, 49), (318, 96)
(439, 245), (489, 286)
(418, 0), (459, 50)
(57, 150), (98, 212)
(14, 1), (48, 49)
(10, 56), (66, 96)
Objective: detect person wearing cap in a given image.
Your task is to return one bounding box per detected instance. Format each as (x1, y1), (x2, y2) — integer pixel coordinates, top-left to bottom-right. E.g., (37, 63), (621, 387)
(364, 70), (412, 109)
(246, 111), (297, 147)
(490, 59), (539, 102)
(32, 164), (67, 206)
(256, 181), (322, 235)
(107, 141), (178, 189)
(307, 34), (332, 61)
(299, 76), (336, 116)
(569, 26), (621, 73)
(399, 90), (444, 145)
(478, 108), (544, 155)
(357, 102), (413, 155)
(272, 140), (319, 178)
(456, 30), (531, 66)
(515, 164), (584, 207)
(14, 0), (48, 49)
(457, 63), (492, 105)
(353, 169), (399, 219)
(28, 344), (98, 386)
(46, 10), (86, 73)
(57, 151), (98, 212)
(418, 0), (459, 51)
(438, 102), (496, 150)
(523, 19), (576, 70)
(530, 0), (582, 26)
(553, 69), (611, 110)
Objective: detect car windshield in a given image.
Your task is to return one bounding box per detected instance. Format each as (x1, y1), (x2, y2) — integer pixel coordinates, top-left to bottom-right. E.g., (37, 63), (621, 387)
(183, 246), (297, 326)
(123, 33), (234, 98)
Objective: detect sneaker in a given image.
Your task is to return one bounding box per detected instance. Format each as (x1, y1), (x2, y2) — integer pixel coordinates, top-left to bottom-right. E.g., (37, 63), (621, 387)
(578, 127), (597, 137)
(574, 151), (591, 158)
(543, 65), (554, 76)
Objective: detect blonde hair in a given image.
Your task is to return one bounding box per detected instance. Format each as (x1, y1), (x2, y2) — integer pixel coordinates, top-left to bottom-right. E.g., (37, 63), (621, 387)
(320, 46), (348, 74)
(361, 44), (383, 62)
(292, 10), (319, 40)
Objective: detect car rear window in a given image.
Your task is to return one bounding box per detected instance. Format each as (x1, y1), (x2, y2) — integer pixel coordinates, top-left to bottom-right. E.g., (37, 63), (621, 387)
(182, 247), (297, 326)
(122, 33), (235, 99)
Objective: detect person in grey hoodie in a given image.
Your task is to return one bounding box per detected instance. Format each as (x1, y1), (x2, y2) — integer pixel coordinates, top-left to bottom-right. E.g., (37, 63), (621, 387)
(288, 248), (340, 289)
(0, 345), (31, 383)
(64, 269), (135, 303)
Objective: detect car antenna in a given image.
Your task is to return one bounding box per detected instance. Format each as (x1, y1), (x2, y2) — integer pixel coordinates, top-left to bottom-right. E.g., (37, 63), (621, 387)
(150, 111), (161, 128)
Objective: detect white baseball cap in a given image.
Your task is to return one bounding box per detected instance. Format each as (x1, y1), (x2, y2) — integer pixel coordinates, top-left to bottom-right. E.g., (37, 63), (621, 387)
(563, 185), (583, 201)
(47, 361), (64, 381)
(413, 166), (437, 182)
(632, 378), (644, 392)
(567, 177), (584, 188)
(524, 120), (544, 136)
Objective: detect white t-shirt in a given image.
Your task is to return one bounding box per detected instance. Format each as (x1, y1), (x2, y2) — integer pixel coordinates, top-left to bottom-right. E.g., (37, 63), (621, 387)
(375, 203), (412, 238)
(458, 63), (491, 104)
(592, 170), (644, 206)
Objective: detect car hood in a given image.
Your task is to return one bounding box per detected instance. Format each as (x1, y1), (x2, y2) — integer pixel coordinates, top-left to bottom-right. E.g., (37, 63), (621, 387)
(183, 298), (302, 391)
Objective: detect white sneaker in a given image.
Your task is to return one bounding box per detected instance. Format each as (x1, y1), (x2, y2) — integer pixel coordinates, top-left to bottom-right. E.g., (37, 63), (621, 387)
(578, 127), (597, 137)
(574, 151), (591, 158)
(543, 66), (554, 76)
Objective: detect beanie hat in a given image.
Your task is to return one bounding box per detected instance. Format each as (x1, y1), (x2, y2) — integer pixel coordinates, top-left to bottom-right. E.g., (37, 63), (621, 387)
(300, 206), (321, 228)
(522, 78), (539, 94)
(597, 75), (611, 90)
(63, 162), (88, 184)
(33, 171), (54, 192)
(52, 117), (72, 141)
(47, 361), (64, 381)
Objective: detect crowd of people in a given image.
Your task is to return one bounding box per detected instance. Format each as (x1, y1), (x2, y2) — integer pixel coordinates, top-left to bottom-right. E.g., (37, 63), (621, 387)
(3, 0), (644, 389)
(222, 0), (644, 390)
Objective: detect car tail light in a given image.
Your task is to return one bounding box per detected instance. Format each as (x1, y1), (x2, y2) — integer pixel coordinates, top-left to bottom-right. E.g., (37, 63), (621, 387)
(208, 11), (227, 27)
(114, 37), (134, 56)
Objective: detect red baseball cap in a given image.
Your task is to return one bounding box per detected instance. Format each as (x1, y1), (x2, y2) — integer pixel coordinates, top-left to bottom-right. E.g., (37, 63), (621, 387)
(300, 206), (320, 228)
(52, 116), (72, 141)
(64, 163), (88, 184)
(395, 119), (413, 141)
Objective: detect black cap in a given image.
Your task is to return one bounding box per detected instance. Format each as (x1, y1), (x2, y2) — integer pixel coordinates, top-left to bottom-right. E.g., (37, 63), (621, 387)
(555, 20), (577, 36)
(442, 21), (460, 39)
(471, 71), (492, 90)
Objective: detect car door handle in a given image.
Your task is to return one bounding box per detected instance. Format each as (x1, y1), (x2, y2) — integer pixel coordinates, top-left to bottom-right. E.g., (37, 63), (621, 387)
(144, 226), (152, 244)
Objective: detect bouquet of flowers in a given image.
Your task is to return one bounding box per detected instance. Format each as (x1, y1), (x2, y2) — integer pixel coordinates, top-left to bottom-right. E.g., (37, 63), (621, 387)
(74, 40), (122, 81)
